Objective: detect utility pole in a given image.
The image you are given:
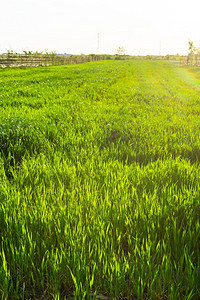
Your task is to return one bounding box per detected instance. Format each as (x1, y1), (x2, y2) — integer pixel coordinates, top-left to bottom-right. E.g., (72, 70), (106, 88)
(159, 41), (162, 56)
(97, 33), (99, 54)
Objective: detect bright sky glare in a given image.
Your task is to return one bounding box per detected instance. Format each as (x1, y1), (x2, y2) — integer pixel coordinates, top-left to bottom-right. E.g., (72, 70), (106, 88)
(0, 0), (199, 55)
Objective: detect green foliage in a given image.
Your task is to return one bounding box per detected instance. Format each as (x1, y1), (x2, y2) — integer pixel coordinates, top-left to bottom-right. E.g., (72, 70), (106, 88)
(0, 60), (200, 298)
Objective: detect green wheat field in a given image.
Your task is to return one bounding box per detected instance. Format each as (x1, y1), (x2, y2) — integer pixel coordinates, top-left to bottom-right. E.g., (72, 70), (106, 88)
(0, 60), (200, 299)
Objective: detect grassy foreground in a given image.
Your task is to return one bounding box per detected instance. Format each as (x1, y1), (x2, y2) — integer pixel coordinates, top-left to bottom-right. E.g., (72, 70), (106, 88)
(0, 61), (200, 299)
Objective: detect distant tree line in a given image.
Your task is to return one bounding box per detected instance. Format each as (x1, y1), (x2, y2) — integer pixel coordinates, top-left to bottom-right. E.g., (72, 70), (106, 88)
(0, 49), (143, 68)
(0, 50), (110, 68)
(0, 47), (193, 69)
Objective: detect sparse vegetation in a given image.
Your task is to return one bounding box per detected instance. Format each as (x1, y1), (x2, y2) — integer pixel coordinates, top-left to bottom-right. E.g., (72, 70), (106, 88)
(0, 60), (200, 299)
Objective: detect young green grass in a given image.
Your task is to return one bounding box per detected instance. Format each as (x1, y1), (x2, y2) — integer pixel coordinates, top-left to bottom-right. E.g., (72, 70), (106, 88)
(0, 61), (200, 299)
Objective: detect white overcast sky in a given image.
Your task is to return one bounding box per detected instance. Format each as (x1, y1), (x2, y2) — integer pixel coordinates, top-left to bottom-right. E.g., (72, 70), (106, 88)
(0, 0), (199, 55)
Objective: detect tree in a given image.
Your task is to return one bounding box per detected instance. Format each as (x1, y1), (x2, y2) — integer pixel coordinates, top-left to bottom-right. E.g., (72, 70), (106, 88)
(187, 40), (195, 64)
(194, 43), (200, 65)
(116, 46), (126, 56)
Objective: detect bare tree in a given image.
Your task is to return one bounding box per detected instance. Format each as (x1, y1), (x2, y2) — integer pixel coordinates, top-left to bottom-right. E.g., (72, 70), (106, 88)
(116, 46), (126, 56)
(187, 40), (195, 64)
